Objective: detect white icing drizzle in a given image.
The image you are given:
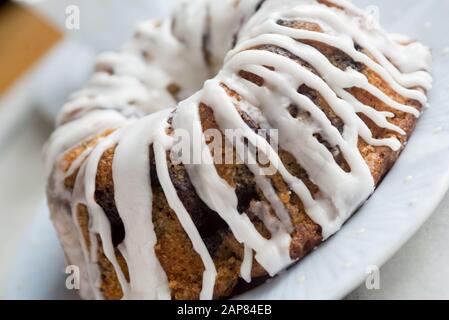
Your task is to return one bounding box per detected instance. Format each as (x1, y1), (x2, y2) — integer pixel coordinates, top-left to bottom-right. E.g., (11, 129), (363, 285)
(240, 245), (253, 283)
(174, 96), (294, 275)
(112, 110), (172, 300)
(71, 164), (103, 300)
(153, 136), (217, 300)
(45, 0), (432, 300)
(84, 131), (131, 296)
(44, 110), (127, 179)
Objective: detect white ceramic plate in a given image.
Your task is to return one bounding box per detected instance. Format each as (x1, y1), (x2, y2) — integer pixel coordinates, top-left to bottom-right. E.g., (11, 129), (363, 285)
(3, 0), (449, 299)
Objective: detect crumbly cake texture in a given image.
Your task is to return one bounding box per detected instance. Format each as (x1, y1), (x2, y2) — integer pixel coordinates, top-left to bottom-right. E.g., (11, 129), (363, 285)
(45, 0), (431, 300)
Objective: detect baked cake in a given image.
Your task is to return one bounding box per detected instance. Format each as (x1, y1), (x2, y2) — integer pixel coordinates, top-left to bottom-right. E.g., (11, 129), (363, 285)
(44, 0), (432, 300)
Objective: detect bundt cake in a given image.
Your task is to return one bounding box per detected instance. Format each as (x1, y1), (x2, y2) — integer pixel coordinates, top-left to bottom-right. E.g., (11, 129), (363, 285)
(44, 0), (432, 300)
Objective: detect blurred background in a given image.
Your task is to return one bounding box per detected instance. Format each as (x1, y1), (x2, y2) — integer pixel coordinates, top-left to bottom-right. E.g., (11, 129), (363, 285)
(0, 0), (448, 299)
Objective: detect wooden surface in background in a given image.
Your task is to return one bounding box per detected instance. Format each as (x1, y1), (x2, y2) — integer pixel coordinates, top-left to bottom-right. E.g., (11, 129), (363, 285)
(0, 2), (62, 96)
